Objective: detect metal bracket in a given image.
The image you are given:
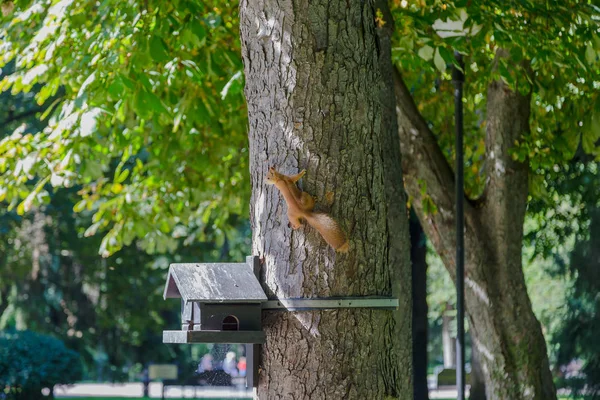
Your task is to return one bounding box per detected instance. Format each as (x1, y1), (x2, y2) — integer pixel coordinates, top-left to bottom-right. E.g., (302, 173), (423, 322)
(262, 297), (398, 311)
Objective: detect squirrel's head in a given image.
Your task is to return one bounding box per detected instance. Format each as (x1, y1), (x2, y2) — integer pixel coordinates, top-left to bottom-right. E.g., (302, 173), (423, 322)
(265, 166), (281, 184)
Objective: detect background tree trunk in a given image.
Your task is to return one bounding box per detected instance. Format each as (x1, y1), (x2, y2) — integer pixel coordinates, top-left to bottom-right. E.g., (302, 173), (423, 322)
(393, 60), (557, 400)
(469, 340), (487, 400)
(240, 1), (411, 399)
(441, 303), (456, 369)
(410, 211), (429, 400)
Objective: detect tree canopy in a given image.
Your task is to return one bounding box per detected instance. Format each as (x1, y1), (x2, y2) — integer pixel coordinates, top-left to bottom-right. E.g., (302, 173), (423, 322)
(1, 0), (249, 256)
(1, 1), (598, 255)
(390, 1), (599, 200)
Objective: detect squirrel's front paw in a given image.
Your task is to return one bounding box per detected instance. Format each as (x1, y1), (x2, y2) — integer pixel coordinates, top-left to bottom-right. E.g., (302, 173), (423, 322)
(289, 221), (303, 230)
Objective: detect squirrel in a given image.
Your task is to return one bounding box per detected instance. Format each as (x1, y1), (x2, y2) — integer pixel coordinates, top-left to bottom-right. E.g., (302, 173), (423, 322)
(266, 166), (349, 253)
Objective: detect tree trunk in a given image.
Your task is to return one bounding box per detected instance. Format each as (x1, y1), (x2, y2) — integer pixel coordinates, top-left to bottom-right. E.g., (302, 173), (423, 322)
(410, 211), (429, 400)
(394, 55), (557, 400)
(240, 1), (412, 399)
(470, 340), (487, 400)
(442, 303), (456, 369)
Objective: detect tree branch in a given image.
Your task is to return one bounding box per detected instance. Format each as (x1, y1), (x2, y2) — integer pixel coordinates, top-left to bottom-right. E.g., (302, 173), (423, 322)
(2, 107), (44, 126)
(480, 51), (532, 269)
(393, 66), (484, 277)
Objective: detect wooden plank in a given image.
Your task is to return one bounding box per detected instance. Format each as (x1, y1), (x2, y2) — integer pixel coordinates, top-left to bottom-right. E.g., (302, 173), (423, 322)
(246, 255), (261, 279)
(262, 298), (399, 310)
(245, 343), (260, 389)
(162, 330), (266, 344)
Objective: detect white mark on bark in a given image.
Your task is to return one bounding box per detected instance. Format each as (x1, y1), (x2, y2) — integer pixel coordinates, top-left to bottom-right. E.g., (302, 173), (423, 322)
(273, 39), (281, 60)
(491, 145), (505, 177)
(293, 312), (321, 337)
(255, 16), (267, 39)
(256, 14), (276, 40)
(494, 159), (505, 177)
(401, 127), (419, 154)
(466, 277), (490, 306)
(523, 385), (534, 399)
(472, 336), (494, 362)
(263, 253), (280, 295)
(254, 189), (266, 245)
(440, 207), (452, 220)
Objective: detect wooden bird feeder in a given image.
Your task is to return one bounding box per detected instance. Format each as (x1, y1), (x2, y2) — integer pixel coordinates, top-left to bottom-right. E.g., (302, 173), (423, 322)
(162, 256), (267, 345)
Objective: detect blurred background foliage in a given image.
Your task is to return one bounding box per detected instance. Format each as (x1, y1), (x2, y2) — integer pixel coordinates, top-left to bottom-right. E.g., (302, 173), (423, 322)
(0, 0), (598, 396)
(0, 329), (83, 399)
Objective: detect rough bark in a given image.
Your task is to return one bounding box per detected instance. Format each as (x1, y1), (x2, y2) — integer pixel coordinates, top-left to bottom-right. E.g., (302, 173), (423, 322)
(239, 1), (412, 399)
(470, 341), (488, 400)
(410, 211), (429, 400)
(394, 54), (557, 399)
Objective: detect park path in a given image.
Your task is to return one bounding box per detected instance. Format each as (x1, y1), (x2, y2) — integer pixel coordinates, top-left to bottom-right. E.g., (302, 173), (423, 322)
(54, 383), (463, 399)
(54, 383), (253, 398)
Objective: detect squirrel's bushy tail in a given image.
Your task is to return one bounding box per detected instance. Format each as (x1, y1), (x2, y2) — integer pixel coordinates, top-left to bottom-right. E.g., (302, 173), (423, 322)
(304, 212), (349, 253)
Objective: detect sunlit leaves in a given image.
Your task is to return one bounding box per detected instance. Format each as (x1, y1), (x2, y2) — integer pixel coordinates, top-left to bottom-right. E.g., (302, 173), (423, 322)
(391, 0), (600, 201)
(1, 0), (598, 258)
(0, 0), (248, 256)
(418, 45), (434, 61)
(433, 47), (445, 73)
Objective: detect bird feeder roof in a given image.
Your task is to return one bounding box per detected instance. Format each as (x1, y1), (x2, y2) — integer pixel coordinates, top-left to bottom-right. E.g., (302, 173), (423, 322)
(163, 262), (267, 303)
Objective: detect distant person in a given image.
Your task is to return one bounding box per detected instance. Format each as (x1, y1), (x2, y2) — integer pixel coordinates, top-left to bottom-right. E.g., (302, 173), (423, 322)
(222, 351), (238, 377)
(197, 354), (213, 373)
(142, 368), (150, 397)
(237, 356), (247, 377)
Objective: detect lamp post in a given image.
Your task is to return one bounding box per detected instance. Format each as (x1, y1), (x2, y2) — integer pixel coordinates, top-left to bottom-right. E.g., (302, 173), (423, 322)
(452, 52), (465, 400)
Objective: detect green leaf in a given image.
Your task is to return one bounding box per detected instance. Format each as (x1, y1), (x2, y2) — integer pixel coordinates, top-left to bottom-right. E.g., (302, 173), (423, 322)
(144, 90), (169, 115)
(173, 109), (184, 133)
(80, 108), (101, 137)
(118, 74), (136, 90)
(418, 45), (434, 61)
(133, 89), (150, 119)
(582, 113), (600, 153)
(149, 36), (169, 62)
(438, 46), (454, 66)
(84, 222), (102, 237)
(190, 19), (207, 41)
(116, 169), (130, 183)
(434, 47), (446, 73)
(77, 72), (96, 98)
(220, 71), (242, 100)
(16, 175), (50, 215)
(107, 77), (125, 98)
(83, 160), (103, 180)
(585, 45), (596, 65)
(73, 200), (87, 212)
